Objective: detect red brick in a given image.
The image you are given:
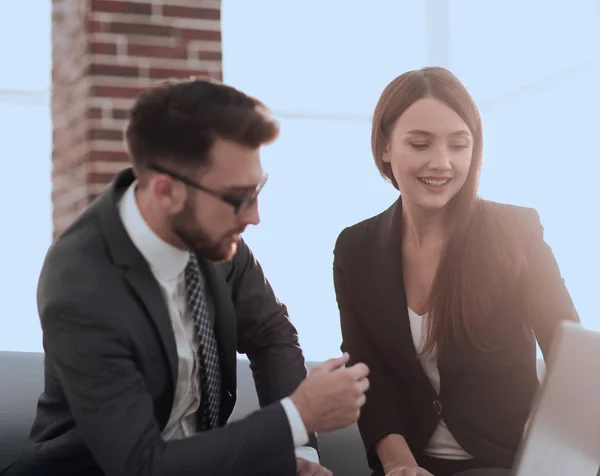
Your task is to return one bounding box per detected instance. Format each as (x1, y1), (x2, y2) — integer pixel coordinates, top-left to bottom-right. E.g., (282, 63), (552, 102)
(52, 0), (223, 236)
(162, 6), (220, 20)
(127, 43), (187, 60)
(196, 50), (222, 61)
(89, 41), (118, 55)
(88, 128), (124, 141)
(108, 21), (173, 37)
(90, 0), (152, 15)
(89, 150), (130, 162)
(178, 29), (222, 42)
(87, 107), (104, 119)
(91, 84), (145, 99)
(89, 20), (105, 33)
(89, 63), (140, 78)
(86, 170), (129, 186)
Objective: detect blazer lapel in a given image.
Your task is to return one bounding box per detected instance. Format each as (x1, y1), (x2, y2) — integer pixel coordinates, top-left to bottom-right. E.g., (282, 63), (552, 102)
(375, 198), (419, 362)
(124, 258), (179, 389)
(374, 198), (435, 387)
(96, 168), (179, 389)
(198, 258), (238, 421)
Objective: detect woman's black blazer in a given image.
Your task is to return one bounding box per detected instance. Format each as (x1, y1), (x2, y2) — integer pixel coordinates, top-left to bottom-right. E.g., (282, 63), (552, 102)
(333, 197), (580, 474)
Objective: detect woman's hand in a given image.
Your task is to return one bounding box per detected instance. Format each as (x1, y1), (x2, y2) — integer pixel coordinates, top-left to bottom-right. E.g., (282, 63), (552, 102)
(378, 434), (431, 476)
(385, 466), (435, 476)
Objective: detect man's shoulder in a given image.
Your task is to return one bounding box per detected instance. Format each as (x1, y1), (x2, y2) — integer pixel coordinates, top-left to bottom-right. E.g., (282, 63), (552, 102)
(221, 236), (258, 282)
(44, 210), (112, 272)
(39, 215), (121, 317)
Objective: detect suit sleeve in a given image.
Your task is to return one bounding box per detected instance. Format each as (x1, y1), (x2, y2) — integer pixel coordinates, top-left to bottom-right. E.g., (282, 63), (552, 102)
(228, 238), (318, 451)
(42, 300), (298, 476)
(520, 209), (580, 359)
(333, 238), (408, 470)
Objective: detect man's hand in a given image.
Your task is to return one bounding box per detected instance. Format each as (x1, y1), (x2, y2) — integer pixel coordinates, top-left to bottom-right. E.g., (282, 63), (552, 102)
(296, 458), (332, 475)
(290, 353), (370, 433)
(385, 466), (434, 476)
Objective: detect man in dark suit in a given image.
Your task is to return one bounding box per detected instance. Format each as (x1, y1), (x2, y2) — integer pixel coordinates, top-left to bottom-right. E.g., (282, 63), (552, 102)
(3, 79), (370, 476)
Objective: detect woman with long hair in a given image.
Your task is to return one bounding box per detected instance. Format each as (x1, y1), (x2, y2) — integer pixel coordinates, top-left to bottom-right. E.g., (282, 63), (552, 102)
(333, 67), (579, 476)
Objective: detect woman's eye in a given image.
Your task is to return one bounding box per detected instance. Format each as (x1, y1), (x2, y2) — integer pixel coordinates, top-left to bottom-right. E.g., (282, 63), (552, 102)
(410, 143), (428, 150)
(450, 143), (469, 151)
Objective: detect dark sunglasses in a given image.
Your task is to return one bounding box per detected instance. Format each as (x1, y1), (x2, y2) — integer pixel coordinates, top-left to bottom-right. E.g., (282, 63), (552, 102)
(147, 164), (268, 215)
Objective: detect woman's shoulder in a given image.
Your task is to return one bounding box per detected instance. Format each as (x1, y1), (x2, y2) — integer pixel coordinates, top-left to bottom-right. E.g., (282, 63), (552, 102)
(481, 199), (537, 218)
(334, 201), (396, 258)
(479, 199), (543, 237)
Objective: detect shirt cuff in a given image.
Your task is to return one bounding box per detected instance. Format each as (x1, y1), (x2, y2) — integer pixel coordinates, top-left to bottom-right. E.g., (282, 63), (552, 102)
(280, 397), (309, 447)
(295, 446), (320, 463)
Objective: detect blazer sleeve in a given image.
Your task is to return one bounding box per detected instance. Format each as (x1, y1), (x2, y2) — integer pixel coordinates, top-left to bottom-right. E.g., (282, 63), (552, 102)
(520, 209), (580, 359)
(41, 299), (298, 476)
(333, 241), (409, 469)
(228, 238), (318, 451)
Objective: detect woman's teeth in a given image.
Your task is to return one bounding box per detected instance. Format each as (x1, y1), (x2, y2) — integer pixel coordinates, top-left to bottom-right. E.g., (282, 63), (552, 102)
(419, 178), (449, 187)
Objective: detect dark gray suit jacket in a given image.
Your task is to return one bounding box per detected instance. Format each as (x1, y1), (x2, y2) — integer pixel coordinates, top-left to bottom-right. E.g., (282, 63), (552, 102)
(5, 169), (315, 476)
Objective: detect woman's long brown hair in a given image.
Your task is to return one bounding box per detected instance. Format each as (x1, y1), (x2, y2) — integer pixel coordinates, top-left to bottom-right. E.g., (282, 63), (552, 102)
(372, 67), (526, 356)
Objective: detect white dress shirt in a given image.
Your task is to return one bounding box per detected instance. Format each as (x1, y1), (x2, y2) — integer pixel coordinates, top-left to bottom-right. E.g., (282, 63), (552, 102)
(118, 181), (318, 462)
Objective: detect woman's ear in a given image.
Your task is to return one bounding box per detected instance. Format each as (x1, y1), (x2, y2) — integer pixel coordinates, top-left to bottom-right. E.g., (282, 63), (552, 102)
(381, 144), (390, 164)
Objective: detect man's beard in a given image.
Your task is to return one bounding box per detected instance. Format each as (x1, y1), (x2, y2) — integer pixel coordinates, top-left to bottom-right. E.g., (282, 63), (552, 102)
(170, 200), (242, 262)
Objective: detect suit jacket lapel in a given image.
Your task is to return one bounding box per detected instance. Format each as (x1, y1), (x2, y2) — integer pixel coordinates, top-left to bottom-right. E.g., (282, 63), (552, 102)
(96, 168), (179, 389)
(124, 258), (179, 389)
(96, 169), (242, 421)
(198, 258), (238, 420)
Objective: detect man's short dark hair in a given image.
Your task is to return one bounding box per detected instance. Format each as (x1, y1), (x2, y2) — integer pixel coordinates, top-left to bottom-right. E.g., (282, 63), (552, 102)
(125, 78), (280, 179)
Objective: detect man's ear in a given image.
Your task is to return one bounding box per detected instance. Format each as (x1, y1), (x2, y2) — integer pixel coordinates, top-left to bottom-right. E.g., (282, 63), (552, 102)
(152, 175), (187, 214)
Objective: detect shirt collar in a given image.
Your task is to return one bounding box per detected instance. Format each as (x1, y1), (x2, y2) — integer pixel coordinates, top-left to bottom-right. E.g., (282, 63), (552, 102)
(118, 181), (189, 281)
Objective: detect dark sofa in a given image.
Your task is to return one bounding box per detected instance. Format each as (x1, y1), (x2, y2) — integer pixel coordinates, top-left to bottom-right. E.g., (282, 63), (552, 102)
(6, 352), (590, 476)
(0, 351), (370, 475)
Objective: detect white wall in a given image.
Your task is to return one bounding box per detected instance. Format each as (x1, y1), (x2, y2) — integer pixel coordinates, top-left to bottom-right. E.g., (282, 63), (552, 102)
(0, 2), (51, 352)
(0, 99), (52, 352)
(0, 1), (597, 356)
(222, 0), (600, 360)
(221, 1), (432, 360)
(451, 0), (600, 337)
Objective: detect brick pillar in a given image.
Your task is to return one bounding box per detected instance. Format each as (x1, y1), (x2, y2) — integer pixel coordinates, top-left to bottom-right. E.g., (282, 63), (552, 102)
(51, 0), (222, 238)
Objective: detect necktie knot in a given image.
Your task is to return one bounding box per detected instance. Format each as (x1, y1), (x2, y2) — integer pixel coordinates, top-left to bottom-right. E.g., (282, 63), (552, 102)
(185, 253), (200, 282)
